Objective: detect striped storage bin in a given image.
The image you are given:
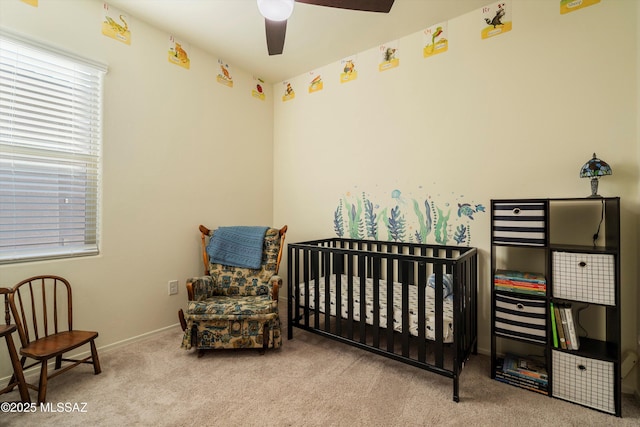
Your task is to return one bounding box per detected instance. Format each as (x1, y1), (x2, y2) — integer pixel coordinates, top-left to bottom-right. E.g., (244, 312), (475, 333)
(494, 293), (546, 344)
(493, 201), (546, 246)
(552, 350), (615, 414)
(552, 252), (615, 306)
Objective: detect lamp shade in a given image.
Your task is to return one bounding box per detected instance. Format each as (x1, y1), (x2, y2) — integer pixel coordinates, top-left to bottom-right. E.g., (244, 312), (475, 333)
(257, 0), (294, 21)
(580, 153), (612, 198)
(580, 153), (612, 178)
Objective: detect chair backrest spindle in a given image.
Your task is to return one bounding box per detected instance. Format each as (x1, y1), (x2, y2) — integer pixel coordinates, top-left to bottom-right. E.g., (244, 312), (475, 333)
(67, 283), (72, 331)
(41, 278), (48, 339)
(53, 278), (58, 334)
(28, 283), (38, 341)
(2, 288), (9, 326)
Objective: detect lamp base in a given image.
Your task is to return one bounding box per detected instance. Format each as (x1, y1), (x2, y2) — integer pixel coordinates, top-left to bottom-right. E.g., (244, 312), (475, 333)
(588, 177), (602, 198)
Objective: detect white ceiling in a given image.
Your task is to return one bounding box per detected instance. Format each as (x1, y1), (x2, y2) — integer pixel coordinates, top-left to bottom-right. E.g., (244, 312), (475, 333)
(106, 0), (490, 83)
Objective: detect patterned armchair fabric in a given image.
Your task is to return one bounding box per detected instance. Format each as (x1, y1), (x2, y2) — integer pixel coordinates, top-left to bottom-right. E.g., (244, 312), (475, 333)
(180, 226), (285, 351)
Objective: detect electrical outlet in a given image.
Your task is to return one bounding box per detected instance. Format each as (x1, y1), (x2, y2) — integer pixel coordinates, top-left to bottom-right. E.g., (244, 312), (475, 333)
(168, 280), (179, 296)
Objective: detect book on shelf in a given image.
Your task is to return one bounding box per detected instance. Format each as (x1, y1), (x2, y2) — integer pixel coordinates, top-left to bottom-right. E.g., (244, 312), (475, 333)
(494, 281), (547, 290)
(563, 305), (580, 350)
(559, 305), (572, 349)
(494, 286), (546, 296)
(550, 302), (558, 348)
(554, 304), (566, 349)
(495, 374), (548, 395)
(495, 357), (548, 395)
(494, 269), (546, 296)
(550, 303), (580, 351)
(494, 270), (547, 284)
(502, 353), (548, 384)
(495, 374), (548, 394)
(494, 279), (547, 288)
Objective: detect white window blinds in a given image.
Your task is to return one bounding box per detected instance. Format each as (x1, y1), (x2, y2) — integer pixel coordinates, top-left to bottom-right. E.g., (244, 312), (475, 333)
(0, 32), (107, 263)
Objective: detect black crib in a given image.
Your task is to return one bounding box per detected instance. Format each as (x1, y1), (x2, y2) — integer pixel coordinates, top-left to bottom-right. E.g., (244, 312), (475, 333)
(287, 238), (478, 402)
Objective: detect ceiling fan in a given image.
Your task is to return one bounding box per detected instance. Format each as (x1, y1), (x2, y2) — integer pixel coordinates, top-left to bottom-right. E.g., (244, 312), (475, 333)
(257, 0), (395, 55)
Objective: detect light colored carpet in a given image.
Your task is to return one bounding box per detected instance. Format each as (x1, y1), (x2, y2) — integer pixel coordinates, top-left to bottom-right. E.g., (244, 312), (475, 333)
(2, 313), (640, 426)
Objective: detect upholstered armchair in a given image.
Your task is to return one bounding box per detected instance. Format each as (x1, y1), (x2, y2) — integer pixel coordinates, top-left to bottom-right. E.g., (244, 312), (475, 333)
(178, 225), (287, 355)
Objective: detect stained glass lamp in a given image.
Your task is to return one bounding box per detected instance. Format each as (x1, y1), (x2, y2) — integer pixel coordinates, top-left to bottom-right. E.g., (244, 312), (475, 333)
(580, 153), (612, 198)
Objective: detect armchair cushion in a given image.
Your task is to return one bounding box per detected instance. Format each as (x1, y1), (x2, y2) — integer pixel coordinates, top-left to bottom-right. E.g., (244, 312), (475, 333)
(187, 295), (278, 317)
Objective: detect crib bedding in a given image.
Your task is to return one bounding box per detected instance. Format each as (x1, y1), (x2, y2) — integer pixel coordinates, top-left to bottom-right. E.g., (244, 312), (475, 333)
(297, 274), (454, 343)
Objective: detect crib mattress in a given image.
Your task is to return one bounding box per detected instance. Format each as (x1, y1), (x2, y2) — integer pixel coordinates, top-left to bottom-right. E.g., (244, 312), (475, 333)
(296, 274), (454, 343)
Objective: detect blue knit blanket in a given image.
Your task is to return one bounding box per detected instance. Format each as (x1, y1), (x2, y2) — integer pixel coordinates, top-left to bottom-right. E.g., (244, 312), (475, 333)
(206, 226), (268, 269)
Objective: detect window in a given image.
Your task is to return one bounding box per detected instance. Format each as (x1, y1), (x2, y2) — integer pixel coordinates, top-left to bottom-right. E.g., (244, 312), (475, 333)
(0, 31), (107, 263)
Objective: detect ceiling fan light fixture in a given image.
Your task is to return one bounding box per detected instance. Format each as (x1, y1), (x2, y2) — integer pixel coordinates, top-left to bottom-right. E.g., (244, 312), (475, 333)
(257, 0), (294, 21)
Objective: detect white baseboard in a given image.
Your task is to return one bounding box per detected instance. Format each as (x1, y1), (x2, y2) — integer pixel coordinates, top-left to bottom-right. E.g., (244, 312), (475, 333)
(0, 323), (180, 384)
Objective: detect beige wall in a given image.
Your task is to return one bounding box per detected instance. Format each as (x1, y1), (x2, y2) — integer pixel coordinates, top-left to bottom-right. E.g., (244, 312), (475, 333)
(0, 0), (274, 378)
(273, 0), (639, 393)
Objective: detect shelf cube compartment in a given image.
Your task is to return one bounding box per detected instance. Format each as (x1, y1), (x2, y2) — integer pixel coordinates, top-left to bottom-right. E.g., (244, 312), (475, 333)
(493, 202), (546, 246)
(494, 293), (546, 344)
(552, 350), (615, 414)
(552, 252), (615, 306)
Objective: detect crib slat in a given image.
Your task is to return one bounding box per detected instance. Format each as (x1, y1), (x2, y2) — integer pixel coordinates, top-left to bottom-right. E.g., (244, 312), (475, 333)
(347, 255), (354, 340)
(334, 253), (343, 337)
(401, 261), (410, 357)
(372, 257), (381, 348)
(434, 266), (444, 368)
(323, 254), (331, 332)
(358, 255), (367, 344)
(386, 260), (395, 354)
(312, 251), (320, 329)
(417, 262), (427, 363)
(303, 250), (310, 327)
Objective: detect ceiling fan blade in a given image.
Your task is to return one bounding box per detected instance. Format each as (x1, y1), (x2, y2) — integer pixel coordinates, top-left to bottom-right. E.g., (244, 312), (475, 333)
(265, 19), (287, 56)
(295, 0), (394, 13)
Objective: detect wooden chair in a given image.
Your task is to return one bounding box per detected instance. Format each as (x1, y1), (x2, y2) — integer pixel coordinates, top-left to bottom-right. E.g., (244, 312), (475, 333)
(0, 287), (30, 402)
(9, 275), (101, 403)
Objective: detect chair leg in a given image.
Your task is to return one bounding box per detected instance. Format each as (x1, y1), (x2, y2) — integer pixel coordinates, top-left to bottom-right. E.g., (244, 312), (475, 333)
(191, 325), (197, 348)
(37, 360), (48, 404)
(4, 333), (30, 402)
(259, 324), (268, 355)
(55, 355), (62, 370)
(178, 309), (187, 331)
(90, 339), (102, 375)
